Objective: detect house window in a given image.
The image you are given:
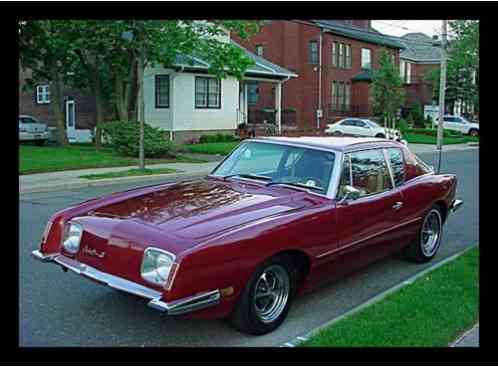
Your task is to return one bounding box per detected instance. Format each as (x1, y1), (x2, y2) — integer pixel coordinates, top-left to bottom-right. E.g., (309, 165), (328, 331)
(400, 60), (406, 80)
(332, 42), (338, 67)
(308, 40), (318, 64)
(338, 43), (344, 68)
(406, 62), (412, 84)
(247, 82), (259, 105)
(331, 81), (350, 112)
(155, 75), (170, 108)
(345, 44), (352, 68)
(195, 77), (221, 109)
(361, 48), (372, 69)
(391, 53), (396, 66)
(36, 85), (50, 104)
(256, 44), (264, 57)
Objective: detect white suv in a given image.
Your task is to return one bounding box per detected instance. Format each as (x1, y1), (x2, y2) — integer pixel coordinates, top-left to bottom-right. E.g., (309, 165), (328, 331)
(325, 118), (402, 141)
(19, 115), (50, 145)
(436, 115), (479, 136)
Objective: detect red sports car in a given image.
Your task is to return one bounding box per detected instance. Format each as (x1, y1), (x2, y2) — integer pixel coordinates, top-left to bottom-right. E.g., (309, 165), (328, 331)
(32, 137), (462, 335)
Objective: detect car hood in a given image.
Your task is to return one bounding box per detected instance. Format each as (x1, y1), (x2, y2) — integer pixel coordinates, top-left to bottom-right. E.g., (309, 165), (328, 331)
(89, 179), (308, 241)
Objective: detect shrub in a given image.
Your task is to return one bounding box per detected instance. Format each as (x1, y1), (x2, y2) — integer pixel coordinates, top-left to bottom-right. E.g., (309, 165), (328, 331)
(99, 120), (174, 158)
(410, 103), (426, 128)
(397, 118), (409, 134)
(405, 127), (462, 138)
(199, 133), (238, 144)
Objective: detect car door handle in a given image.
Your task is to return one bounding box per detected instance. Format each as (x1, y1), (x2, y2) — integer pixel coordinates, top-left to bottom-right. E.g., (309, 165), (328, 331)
(392, 202), (403, 210)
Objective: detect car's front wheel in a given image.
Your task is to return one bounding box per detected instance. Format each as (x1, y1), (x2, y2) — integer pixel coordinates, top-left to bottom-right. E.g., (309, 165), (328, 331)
(231, 256), (295, 335)
(375, 133), (386, 138)
(404, 205), (443, 263)
(35, 139), (47, 146)
(468, 129), (479, 137)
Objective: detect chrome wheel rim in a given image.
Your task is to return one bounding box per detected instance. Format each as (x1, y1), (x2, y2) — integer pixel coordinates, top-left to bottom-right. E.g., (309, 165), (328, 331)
(253, 265), (290, 324)
(421, 210), (442, 257)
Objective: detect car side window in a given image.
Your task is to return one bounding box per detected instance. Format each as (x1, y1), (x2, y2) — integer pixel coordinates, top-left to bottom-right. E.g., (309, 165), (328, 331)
(341, 119), (353, 126)
(337, 154), (352, 200)
(355, 120), (366, 128)
(385, 148), (405, 186)
(350, 149), (393, 197)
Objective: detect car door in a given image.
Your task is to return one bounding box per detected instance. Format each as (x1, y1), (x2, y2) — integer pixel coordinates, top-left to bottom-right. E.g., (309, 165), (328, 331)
(333, 148), (404, 268)
(353, 119), (370, 137)
(338, 119), (355, 135)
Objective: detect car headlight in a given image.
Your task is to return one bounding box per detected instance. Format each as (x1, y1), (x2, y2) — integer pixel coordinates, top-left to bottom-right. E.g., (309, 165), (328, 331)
(141, 248), (176, 288)
(62, 222), (83, 254)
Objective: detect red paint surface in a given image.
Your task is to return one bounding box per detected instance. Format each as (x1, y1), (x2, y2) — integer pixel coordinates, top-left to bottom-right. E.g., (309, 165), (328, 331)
(38, 140), (457, 319)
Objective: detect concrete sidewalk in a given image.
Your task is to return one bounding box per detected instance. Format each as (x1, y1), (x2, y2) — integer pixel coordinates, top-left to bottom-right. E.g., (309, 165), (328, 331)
(19, 142), (477, 195)
(19, 161), (221, 194)
(451, 324), (479, 347)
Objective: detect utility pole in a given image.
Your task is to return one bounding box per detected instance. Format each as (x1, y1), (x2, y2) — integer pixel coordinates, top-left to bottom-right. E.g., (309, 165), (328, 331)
(436, 19), (447, 174)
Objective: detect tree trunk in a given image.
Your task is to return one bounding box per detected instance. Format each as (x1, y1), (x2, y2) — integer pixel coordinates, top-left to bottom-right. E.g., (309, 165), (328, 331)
(114, 56), (136, 121)
(94, 72), (105, 150)
(50, 66), (69, 146)
(137, 54), (145, 170)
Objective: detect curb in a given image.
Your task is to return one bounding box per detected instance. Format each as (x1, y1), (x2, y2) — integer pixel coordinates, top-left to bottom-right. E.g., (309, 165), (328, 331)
(449, 323), (479, 347)
(20, 170), (211, 195)
(281, 245), (477, 347)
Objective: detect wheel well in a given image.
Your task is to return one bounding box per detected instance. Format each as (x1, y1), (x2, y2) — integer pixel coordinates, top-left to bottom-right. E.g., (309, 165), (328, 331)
(270, 250), (311, 290)
(375, 133), (385, 138)
(468, 128), (478, 134)
(434, 200), (448, 223)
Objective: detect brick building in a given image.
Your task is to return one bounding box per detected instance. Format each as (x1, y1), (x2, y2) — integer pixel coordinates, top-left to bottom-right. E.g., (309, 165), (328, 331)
(397, 32), (441, 112)
(232, 20), (405, 134)
(19, 67), (97, 142)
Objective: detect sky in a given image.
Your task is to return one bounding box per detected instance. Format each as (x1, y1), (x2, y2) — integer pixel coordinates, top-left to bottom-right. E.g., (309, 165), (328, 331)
(371, 20), (444, 38)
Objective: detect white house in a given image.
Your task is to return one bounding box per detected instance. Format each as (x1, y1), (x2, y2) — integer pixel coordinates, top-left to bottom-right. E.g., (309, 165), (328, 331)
(142, 40), (297, 143)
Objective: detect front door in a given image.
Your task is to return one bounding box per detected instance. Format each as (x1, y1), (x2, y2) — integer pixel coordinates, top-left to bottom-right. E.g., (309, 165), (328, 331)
(65, 99), (76, 141)
(334, 148), (404, 269)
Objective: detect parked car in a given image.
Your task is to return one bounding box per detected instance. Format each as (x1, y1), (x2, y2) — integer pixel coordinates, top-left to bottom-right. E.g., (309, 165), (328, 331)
(325, 118), (402, 141)
(32, 137), (462, 335)
(19, 115), (49, 145)
(435, 115), (479, 136)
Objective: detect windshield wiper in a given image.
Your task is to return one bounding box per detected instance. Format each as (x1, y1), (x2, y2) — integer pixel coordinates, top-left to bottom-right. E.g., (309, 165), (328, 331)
(223, 173), (272, 182)
(265, 181), (325, 192)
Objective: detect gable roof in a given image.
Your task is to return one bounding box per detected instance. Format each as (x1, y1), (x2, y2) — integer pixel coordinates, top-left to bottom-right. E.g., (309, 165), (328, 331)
(398, 32), (442, 62)
(312, 20), (405, 49)
(172, 41), (297, 80)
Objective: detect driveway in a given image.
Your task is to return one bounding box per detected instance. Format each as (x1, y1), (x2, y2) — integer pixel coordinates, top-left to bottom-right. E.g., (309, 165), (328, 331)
(19, 149), (479, 346)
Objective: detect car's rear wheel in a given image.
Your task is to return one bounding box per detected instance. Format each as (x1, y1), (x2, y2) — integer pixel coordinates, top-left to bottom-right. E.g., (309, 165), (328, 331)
(404, 205), (443, 263)
(332, 130), (343, 136)
(469, 129), (479, 137)
(375, 133), (386, 138)
(231, 256), (295, 335)
(35, 139), (47, 146)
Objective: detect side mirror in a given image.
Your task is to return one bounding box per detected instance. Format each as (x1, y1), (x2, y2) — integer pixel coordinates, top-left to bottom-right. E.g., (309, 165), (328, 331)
(339, 185), (361, 204)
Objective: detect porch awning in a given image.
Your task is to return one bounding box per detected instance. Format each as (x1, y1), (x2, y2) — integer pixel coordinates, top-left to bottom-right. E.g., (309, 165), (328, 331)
(172, 41), (298, 80)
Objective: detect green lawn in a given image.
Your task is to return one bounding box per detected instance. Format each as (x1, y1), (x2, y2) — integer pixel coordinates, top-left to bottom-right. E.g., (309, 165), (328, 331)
(404, 133), (479, 145)
(300, 246), (479, 347)
(79, 167), (177, 180)
(185, 141), (239, 155)
(19, 144), (204, 175)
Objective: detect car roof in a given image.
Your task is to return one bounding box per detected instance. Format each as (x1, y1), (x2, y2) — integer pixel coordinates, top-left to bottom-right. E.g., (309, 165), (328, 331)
(250, 136), (404, 152)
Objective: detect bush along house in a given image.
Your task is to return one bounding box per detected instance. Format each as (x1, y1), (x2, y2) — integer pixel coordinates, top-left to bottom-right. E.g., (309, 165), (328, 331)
(18, 67), (96, 143)
(231, 20), (405, 135)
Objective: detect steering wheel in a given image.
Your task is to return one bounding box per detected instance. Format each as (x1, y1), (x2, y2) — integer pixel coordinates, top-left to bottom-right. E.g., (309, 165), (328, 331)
(302, 177), (326, 189)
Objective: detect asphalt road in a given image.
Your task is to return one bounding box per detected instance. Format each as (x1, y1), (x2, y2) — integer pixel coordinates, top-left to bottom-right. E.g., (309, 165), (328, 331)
(19, 149), (479, 347)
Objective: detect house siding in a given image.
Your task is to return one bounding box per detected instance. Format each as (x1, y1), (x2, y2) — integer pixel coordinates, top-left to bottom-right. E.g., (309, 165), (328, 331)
(402, 61), (438, 108)
(232, 20), (400, 132)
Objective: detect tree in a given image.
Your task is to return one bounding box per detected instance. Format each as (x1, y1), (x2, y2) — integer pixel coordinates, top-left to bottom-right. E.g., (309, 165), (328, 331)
(19, 20), (72, 146)
(66, 20), (259, 154)
(371, 48), (405, 136)
(427, 20), (479, 118)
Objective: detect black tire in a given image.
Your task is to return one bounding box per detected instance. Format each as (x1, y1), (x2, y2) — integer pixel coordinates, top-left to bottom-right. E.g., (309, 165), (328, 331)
(404, 205), (443, 263)
(231, 255), (296, 335)
(375, 133), (386, 138)
(35, 139), (47, 146)
(468, 129), (479, 137)
(332, 131), (342, 136)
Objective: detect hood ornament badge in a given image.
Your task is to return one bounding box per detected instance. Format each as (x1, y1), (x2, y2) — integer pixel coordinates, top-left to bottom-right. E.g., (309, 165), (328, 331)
(82, 245), (106, 259)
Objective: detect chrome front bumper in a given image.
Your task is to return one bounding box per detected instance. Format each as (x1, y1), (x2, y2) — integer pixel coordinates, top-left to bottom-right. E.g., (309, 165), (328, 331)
(450, 199), (463, 213)
(31, 250), (221, 315)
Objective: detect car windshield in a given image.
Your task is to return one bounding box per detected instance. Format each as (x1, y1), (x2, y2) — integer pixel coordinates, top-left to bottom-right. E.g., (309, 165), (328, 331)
(212, 141), (336, 194)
